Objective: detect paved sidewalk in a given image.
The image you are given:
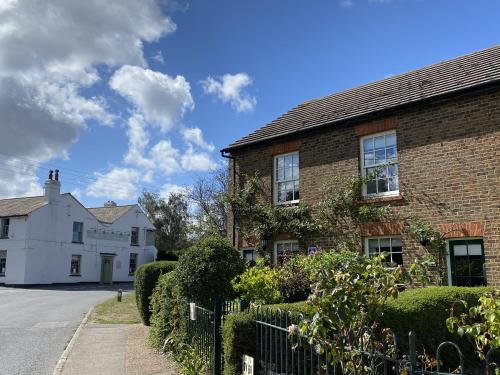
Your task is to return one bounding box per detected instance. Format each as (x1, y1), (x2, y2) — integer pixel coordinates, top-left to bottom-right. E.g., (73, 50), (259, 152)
(59, 323), (178, 375)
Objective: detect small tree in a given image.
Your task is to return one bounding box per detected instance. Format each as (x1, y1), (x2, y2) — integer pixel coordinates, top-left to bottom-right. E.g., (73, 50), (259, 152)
(138, 191), (190, 259)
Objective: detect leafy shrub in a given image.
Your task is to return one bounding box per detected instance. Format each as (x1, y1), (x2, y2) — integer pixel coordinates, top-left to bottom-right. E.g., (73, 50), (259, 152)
(232, 259), (282, 305)
(276, 260), (311, 303)
(298, 252), (429, 372)
(175, 236), (245, 308)
(446, 290), (499, 361)
(134, 260), (177, 325)
(148, 272), (187, 349)
(382, 286), (491, 369)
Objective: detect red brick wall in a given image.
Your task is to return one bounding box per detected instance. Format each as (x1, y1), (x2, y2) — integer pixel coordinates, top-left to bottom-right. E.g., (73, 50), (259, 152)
(229, 87), (500, 286)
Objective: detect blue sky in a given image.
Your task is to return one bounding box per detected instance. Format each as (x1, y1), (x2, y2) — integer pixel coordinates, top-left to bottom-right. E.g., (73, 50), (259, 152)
(0, 0), (498, 207)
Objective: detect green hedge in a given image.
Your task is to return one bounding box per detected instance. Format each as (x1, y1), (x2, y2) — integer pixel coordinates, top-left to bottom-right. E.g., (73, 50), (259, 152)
(134, 261), (177, 325)
(222, 302), (311, 375)
(381, 286), (491, 369)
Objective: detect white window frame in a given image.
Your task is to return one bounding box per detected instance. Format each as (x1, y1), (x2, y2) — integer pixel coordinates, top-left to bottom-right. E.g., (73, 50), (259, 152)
(360, 130), (399, 198)
(72, 221), (83, 243)
(364, 236), (403, 266)
(70, 254), (81, 276)
(0, 250), (6, 276)
(273, 151), (300, 205)
(0, 218), (9, 239)
(131, 227), (140, 246)
(241, 248), (256, 262)
(273, 240), (300, 265)
(129, 253), (138, 275)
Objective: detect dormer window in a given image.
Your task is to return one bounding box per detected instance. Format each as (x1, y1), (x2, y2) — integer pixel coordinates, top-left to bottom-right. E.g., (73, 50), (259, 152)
(0, 218), (9, 239)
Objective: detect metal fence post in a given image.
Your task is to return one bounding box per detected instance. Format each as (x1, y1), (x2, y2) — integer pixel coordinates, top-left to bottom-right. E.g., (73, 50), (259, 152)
(213, 296), (223, 375)
(408, 331), (417, 375)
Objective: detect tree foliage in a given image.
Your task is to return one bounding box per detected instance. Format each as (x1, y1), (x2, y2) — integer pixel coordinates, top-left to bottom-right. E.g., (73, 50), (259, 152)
(187, 166), (229, 239)
(138, 191), (190, 258)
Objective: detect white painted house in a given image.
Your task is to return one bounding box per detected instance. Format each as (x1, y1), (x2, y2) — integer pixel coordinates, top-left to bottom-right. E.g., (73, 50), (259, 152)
(0, 171), (157, 285)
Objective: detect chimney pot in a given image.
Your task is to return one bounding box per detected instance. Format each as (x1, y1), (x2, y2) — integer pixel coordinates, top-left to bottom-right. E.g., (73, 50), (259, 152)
(55, 169), (59, 181)
(48, 170), (53, 180)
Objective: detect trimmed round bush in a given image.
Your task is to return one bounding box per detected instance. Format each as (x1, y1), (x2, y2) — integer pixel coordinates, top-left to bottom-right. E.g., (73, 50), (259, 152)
(174, 236), (245, 308)
(381, 286), (491, 369)
(134, 260), (177, 325)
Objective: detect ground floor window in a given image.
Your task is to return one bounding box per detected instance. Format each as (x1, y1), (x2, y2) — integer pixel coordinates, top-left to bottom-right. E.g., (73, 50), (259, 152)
(241, 248), (256, 262)
(0, 250), (6, 276)
(129, 253), (138, 275)
(364, 237), (403, 266)
(449, 239), (486, 286)
(275, 240), (300, 265)
(70, 254), (81, 276)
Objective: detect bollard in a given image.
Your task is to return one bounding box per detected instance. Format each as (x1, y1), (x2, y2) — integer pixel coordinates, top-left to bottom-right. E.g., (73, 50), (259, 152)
(117, 289), (122, 302)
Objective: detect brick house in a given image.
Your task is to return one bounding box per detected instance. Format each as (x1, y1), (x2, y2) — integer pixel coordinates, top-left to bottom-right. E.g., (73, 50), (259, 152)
(221, 45), (500, 287)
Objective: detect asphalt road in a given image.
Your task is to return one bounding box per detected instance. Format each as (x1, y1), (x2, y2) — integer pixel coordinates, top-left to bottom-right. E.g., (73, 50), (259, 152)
(0, 283), (133, 375)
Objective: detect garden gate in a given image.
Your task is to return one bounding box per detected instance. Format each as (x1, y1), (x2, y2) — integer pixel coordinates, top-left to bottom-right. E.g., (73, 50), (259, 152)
(186, 298), (248, 375)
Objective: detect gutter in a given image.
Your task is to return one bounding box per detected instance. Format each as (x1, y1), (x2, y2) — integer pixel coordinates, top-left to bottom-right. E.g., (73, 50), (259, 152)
(220, 150), (237, 247)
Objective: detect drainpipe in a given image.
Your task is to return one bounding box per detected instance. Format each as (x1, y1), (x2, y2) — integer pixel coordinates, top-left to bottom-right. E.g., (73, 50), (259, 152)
(220, 150), (236, 247)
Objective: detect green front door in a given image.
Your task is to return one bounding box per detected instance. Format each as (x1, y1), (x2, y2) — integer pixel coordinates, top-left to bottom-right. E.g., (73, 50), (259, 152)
(449, 239), (487, 286)
(100, 255), (114, 284)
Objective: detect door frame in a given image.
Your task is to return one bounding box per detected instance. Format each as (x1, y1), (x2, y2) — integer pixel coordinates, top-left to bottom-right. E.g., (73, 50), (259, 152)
(100, 253), (116, 284)
(446, 238), (486, 286)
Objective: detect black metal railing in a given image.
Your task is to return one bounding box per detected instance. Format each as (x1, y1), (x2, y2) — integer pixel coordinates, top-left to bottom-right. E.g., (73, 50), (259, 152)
(254, 307), (499, 375)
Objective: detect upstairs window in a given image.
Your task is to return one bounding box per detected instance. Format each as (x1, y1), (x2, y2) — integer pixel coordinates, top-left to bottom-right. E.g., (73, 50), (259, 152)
(360, 131), (399, 197)
(274, 152), (299, 204)
(365, 237), (403, 266)
(72, 222), (83, 243)
(1, 218), (9, 239)
(129, 253), (138, 275)
(0, 250), (6, 276)
(131, 227), (139, 246)
(70, 254), (81, 276)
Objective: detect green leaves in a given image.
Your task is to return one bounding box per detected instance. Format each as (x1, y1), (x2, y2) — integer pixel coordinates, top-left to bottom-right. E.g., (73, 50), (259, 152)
(446, 290), (500, 360)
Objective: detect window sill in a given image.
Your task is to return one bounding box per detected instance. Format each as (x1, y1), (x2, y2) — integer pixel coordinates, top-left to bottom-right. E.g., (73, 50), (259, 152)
(0, 274), (5, 277)
(72, 241), (84, 244)
(0, 237), (8, 240)
(274, 200), (300, 207)
(361, 195), (403, 205)
(69, 274), (81, 277)
(128, 273), (135, 276)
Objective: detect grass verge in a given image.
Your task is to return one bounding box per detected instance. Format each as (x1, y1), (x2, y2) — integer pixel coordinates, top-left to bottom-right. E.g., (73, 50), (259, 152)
(90, 291), (141, 324)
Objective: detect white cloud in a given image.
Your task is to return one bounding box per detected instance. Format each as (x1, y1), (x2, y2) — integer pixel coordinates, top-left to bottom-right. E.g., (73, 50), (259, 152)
(86, 168), (140, 200)
(181, 146), (217, 172)
(110, 65), (194, 132)
(182, 127), (215, 152)
(152, 51), (165, 64)
(159, 183), (185, 199)
(201, 73), (256, 112)
(340, 0), (353, 7)
(150, 140), (181, 175)
(0, 0), (175, 198)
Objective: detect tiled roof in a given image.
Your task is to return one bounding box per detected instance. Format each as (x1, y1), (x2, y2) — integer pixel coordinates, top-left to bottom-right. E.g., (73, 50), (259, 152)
(223, 45), (500, 151)
(0, 196), (46, 217)
(87, 205), (136, 223)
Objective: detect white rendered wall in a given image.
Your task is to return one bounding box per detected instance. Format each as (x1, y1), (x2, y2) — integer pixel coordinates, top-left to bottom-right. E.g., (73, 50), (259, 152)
(2, 193), (156, 285)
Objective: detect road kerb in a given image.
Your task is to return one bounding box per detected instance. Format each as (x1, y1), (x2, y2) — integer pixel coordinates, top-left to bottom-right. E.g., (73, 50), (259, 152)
(52, 306), (94, 375)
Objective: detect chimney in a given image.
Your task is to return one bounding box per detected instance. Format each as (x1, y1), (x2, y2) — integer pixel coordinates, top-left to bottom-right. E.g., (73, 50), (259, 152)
(104, 200), (117, 207)
(44, 169), (61, 203)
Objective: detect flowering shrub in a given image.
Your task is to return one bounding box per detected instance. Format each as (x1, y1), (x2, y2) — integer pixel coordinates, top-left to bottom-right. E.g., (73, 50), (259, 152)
(298, 252), (429, 375)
